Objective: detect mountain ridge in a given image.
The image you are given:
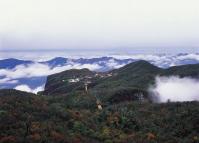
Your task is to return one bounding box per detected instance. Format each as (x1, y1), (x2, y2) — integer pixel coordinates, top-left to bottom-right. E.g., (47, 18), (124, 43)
(43, 60), (199, 103)
(1, 55), (199, 92)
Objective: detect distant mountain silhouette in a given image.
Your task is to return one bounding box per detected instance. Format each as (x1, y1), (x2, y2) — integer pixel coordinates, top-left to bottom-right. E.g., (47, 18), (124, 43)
(0, 58), (33, 69)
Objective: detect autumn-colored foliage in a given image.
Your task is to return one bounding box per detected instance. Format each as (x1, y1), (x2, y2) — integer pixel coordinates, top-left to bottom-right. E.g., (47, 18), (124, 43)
(28, 133), (41, 141)
(51, 131), (65, 142)
(0, 90), (199, 143)
(147, 132), (156, 140)
(0, 136), (17, 143)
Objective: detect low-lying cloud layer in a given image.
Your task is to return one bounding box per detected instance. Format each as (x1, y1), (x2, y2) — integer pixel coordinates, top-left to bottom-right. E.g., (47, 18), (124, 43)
(0, 63), (102, 79)
(112, 53), (199, 68)
(1, 54), (199, 94)
(0, 58), (125, 92)
(150, 76), (199, 102)
(15, 84), (45, 94)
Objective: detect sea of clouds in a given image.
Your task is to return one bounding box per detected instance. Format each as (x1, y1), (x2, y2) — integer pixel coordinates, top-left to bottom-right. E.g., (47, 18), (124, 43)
(0, 53), (199, 95)
(0, 63), (103, 93)
(150, 76), (199, 103)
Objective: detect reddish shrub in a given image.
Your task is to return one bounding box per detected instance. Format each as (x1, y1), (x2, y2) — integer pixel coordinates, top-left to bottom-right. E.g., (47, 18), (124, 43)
(0, 136), (17, 143)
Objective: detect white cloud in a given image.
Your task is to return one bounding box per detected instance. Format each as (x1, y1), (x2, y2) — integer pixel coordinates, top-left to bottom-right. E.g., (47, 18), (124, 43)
(150, 76), (199, 103)
(15, 84), (44, 93)
(15, 85), (32, 93)
(112, 53), (199, 68)
(1, 53), (199, 81)
(106, 59), (125, 69)
(111, 54), (173, 68)
(0, 62), (102, 79)
(0, 77), (18, 84)
(176, 53), (199, 61)
(32, 85), (45, 93)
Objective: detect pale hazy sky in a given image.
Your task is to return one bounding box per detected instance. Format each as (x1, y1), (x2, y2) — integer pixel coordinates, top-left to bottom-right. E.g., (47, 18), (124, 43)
(0, 0), (199, 53)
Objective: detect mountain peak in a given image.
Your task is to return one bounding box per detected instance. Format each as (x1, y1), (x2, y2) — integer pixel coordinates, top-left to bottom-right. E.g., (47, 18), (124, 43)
(115, 60), (161, 74)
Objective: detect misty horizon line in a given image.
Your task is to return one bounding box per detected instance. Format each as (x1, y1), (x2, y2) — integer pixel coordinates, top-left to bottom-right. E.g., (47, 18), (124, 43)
(0, 48), (199, 54)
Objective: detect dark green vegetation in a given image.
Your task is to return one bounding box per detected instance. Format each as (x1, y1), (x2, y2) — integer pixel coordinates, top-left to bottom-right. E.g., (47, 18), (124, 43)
(0, 89), (35, 96)
(44, 69), (96, 95)
(1, 61), (199, 143)
(0, 89), (199, 143)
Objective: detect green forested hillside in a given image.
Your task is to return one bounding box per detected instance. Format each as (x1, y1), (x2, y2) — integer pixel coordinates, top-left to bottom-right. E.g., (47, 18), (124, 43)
(161, 63), (199, 77)
(43, 61), (199, 103)
(0, 89), (36, 96)
(44, 69), (96, 95)
(0, 89), (199, 143)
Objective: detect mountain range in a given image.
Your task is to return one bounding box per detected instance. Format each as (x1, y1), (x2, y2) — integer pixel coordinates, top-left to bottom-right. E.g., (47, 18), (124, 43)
(0, 53), (199, 93)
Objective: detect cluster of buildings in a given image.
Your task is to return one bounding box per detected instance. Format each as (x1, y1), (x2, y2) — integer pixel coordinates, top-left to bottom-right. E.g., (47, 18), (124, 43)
(65, 72), (114, 83)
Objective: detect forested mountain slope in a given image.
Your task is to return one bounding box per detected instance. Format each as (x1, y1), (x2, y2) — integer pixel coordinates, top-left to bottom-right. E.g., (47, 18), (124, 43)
(0, 89), (199, 143)
(43, 61), (199, 103)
